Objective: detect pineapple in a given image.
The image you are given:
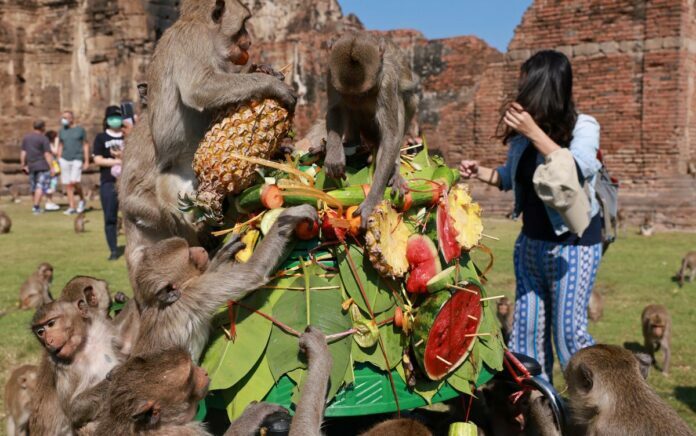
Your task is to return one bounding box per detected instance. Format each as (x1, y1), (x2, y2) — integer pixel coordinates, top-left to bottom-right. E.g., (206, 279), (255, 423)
(448, 184), (483, 251)
(364, 201), (411, 279)
(179, 99), (292, 222)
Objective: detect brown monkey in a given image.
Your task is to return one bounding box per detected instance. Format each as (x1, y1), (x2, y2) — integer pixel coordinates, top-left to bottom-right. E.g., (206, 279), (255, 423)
(4, 364), (38, 436)
(60, 275), (112, 318)
(638, 214), (654, 236)
(30, 300), (127, 433)
(565, 344), (691, 436)
(588, 290), (603, 322)
(320, 31), (419, 225)
(496, 297), (514, 344)
(74, 212), (88, 233)
(18, 262), (54, 310)
(641, 304), (671, 374)
(0, 209), (11, 233)
(360, 418), (432, 436)
(677, 251), (696, 286)
(131, 204), (317, 360)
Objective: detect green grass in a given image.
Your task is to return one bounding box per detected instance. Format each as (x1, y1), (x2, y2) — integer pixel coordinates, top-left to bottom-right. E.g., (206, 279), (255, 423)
(0, 200), (694, 430)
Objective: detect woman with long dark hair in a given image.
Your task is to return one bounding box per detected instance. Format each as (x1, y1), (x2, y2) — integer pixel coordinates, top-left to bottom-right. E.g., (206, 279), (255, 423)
(460, 50), (603, 382)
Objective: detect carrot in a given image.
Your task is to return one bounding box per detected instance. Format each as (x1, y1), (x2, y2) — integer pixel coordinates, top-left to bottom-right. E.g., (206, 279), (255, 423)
(401, 192), (413, 212)
(261, 185), (284, 209)
(394, 307), (404, 328)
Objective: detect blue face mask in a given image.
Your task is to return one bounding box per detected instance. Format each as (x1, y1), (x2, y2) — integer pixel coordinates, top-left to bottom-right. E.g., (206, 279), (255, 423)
(106, 117), (123, 129)
(61, 118), (70, 127)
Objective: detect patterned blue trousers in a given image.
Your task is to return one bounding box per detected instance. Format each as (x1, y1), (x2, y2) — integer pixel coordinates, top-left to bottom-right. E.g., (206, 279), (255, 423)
(509, 233), (603, 382)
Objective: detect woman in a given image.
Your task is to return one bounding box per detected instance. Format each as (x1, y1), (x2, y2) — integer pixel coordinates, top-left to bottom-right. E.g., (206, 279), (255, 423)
(92, 106), (125, 261)
(460, 50), (603, 382)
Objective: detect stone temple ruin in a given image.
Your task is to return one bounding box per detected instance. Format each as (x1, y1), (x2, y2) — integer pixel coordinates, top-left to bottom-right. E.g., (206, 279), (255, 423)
(0, 0), (694, 227)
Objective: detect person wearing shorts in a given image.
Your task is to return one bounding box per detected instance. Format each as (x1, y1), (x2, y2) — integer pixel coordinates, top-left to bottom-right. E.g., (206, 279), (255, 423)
(57, 110), (89, 215)
(20, 120), (56, 214)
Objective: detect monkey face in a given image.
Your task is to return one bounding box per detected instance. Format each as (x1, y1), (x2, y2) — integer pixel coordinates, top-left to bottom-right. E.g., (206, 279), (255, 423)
(32, 301), (88, 360)
(651, 324), (665, 338)
(210, 0), (252, 65)
(39, 263), (54, 282)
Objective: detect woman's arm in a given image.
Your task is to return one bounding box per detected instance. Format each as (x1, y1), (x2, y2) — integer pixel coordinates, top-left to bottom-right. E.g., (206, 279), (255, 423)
(93, 155), (121, 168)
(503, 102), (560, 157)
(459, 161), (501, 187)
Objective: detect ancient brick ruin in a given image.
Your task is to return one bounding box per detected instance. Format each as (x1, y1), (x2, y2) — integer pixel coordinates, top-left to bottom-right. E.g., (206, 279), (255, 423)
(1, 0), (694, 227)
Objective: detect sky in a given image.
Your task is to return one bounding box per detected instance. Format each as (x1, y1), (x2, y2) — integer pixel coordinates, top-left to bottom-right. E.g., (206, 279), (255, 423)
(338, 0), (533, 52)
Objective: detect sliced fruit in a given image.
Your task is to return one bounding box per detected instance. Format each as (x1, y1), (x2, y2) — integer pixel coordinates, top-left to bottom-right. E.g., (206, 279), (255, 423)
(295, 219), (319, 240)
(260, 184), (284, 209)
(345, 206), (361, 237)
(364, 201), (411, 279)
(405, 234), (442, 294)
(437, 196), (461, 263)
(448, 422), (479, 436)
(235, 229), (260, 263)
(412, 285), (483, 380)
(260, 208), (285, 235)
(447, 184), (483, 251)
(394, 307), (404, 328)
(320, 209), (347, 241)
(426, 265), (461, 293)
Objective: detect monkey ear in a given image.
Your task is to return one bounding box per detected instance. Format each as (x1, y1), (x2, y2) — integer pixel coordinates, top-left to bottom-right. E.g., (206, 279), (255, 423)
(212, 0), (225, 23)
(577, 363), (594, 393)
(84, 286), (97, 307)
(76, 300), (89, 318)
(131, 400), (161, 426)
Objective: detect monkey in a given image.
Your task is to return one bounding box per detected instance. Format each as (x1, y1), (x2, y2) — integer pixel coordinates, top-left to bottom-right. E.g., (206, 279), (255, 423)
(360, 418), (432, 436)
(496, 296), (514, 344)
(30, 299), (127, 433)
(687, 160), (696, 178)
(130, 204), (317, 361)
(117, 214), (124, 235)
(565, 344), (692, 436)
(74, 212), (88, 233)
(616, 208), (626, 233)
(5, 183), (21, 203)
(588, 290), (603, 322)
(18, 262), (54, 310)
(639, 213), (655, 236)
(316, 31), (418, 226)
(60, 275), (113, 319)
(641, 304), (671, 374)
(4, 364), (38, 436)
(0, 209), (11, 233)
(137, 82), (148, 108)
(677, 251), (696, 286)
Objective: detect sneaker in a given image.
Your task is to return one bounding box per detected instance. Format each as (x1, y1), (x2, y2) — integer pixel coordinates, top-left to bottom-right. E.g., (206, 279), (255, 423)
(63, 208), (77, 215)
(32, 206), (41, 215)
(45, 202), (60, 211)
(77, 200), (86, 213)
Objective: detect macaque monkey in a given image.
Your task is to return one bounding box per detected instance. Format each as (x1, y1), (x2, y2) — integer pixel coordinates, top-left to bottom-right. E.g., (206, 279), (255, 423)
(616, 208), (626, 232)
(588, 290), (603, 322)
(496, 297), (514, 344)
(641, 304), (671, 374)
(30, 300), (127, 433)
(74, 212), (88, 233)
(60, 275), (113, 318)
(18, 262), (54, 310)
(677, 251), (696, 286)
(360, 418), (432, 436)
(6, 184), (21, 203)
(4, 364), (38, 436)
(320, 31), (419, 225)
(565, 344), (691, 436)
(0, 209), (11, 233)
(131, 205), (317, 360)
(639, 214), (654, 236)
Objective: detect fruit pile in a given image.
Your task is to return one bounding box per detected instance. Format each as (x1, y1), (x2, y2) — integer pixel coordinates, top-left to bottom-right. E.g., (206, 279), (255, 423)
(188, 109), (504, 420)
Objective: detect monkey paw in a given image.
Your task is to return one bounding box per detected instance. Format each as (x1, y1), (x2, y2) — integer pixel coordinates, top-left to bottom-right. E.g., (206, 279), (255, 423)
(279, 205), (319, 226)
(388, 172), (408, 201)
(229, 402), (288, 435)
(299, 326), (328, 357)
(218, 234), (247, 261)
(323, 149), (346, 180)
(354, 200), (378, 230)
(114, 292), (128, 304)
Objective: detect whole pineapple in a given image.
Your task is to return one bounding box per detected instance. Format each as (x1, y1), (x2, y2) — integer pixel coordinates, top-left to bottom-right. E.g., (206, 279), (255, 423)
(364, 201), (411, 279)
(180, 99), (292, 222)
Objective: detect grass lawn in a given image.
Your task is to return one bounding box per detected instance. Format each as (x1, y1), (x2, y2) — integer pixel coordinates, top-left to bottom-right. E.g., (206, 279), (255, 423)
(0, 199), (694, 431)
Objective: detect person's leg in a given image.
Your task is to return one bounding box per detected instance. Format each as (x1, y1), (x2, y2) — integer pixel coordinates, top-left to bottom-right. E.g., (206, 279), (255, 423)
(550, 243), (603, 370)
(100, 182), (119, 258)
(73, 162), (85, 212)
(60, 158), (76, 211)
(509, 234), (553, 381)
(31, 173), (42, 212)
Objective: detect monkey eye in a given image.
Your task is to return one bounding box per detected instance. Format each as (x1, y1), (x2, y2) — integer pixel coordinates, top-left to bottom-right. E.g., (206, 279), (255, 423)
(35, 327), (45, 336)
(47, 319), (56, 328)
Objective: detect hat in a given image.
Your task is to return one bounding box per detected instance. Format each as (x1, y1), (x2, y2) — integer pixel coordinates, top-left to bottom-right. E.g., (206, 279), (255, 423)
(104, 105), (122, 118)
(533, 148), (591, 236)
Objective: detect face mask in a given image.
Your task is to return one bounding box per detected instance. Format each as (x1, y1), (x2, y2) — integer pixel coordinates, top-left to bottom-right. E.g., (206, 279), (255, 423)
(61, 118), (70, 127)
(106, 117), (123, 129)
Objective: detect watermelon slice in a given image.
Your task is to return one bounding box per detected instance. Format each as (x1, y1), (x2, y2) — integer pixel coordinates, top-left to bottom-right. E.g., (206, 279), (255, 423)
(412, 285), (483, 380)
(406, 235), (442, 293)
(437, 196), (461, 263)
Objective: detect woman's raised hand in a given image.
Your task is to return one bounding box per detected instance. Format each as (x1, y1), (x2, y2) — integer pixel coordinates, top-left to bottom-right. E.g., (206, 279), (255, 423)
(459, 160), (479, 179)
(504, 102), (542, 139)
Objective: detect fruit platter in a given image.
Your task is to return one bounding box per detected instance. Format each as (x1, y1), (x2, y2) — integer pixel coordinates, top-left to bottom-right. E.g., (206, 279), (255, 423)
(187, 101), (505, 420)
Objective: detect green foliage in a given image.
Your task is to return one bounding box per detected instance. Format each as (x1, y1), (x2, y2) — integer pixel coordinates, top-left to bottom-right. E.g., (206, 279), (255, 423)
(335, 244), (397, 314)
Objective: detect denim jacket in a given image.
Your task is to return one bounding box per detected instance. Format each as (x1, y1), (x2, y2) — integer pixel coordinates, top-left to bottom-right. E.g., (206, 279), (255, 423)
(496, 114), (601, 236)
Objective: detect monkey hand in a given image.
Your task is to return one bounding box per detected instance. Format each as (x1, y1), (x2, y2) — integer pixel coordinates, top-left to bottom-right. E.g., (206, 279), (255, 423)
(255, 74), (297, 110)
(299, 326), (329, 358)
(388, 172), (408, 201)
(114, 292), (128, 304)
(354, 196), (379, 230)
(323, 145), (346, 180)
(225, 402), (288, 436)
(209, 233), (247, 270)
(277, 205), (319, 232)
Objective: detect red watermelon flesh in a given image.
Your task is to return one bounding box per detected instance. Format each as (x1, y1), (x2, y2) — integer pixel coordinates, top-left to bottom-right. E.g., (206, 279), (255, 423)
(437, 198), (461, 263)
(421, 286), (482, 380)
(406, 235), (442, 293)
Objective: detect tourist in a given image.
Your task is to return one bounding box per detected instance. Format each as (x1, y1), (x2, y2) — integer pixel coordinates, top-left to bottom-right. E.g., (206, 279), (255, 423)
(92, 106), (124, 261)
(57, 110), (89, 215)
(20, 120), (56, 214)
(44, 130), (62, 211)
(459, 50), (603, 382)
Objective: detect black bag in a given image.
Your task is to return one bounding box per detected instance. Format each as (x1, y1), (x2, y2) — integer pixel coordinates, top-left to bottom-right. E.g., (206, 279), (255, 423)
(595, 150), (619, 253)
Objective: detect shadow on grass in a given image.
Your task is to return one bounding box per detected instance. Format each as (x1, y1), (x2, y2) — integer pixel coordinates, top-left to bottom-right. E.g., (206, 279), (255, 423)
(623, 341), (647, 354)
(674, 387), (696, 414)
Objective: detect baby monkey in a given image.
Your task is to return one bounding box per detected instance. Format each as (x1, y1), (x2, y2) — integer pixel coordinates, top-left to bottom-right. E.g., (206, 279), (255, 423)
(322, 31), (419, 225)
(641, 304), (671, 374)
(4, 364), (38, 436)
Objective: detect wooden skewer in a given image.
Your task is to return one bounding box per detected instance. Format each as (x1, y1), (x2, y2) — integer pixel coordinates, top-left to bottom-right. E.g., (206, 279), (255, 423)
(467, 315), (478, 321)
(436, 355), (453, 366)
(279, 63), (292, 74)
(446, 284), (478, 295)
(261, 285), (340, 291)
(480, 295), (505, 301)
(481, 233), (500, 241)
(414, 339), (424, 347)
(465, 332), (491, 338)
